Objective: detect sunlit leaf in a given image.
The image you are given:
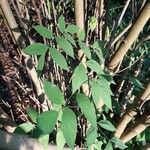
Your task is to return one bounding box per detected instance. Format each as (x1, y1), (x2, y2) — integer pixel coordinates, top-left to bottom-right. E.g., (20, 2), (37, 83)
(56, 128), (66, 150)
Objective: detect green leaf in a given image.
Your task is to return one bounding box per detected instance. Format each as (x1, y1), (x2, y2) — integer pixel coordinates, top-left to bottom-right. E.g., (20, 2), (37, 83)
(111, 137), (127, 149)
(89, 16), (97, 32)
(105, 142), (113, 150)
(62, 107), (77, 149)
(86, 125), (97, 147)
(49, 47), (69, 71)
(98, 120), (116, 132)
(33, 25), (54, 39)
(91, 40), (105, 63)
(14, 122), (34, 134)
(55, 37), (74, 58)
(39, 134), (49, 150)
(76, 93), (97, 127)
(78, 30), (85, 41)
(72, 64), (88, 93)
(44, 80), (64, 105)
(24, 43), (49, 55)
(63, 33), (76, 47)
(78, 41), (91, 59)
(56, 128), (66, 150)
(37, 53), (45, 73)
(86, 59), (104, 74)
(66, 24), (80, 34)
(37, 110), (58, 134)
(58, 15), (66, 33)
(91, 76), (112, 109)
(26, 107), (39, 123)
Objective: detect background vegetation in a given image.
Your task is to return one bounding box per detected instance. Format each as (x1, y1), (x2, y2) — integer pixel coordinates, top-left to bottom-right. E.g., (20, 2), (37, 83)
(0, 0), (150, 149)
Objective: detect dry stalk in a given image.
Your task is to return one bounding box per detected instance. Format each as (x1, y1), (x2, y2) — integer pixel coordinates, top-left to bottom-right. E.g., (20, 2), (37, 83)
(107, 1), (150, 72)
(120, 115), (150, 143)
(114, 80), (150, 138)
(74, 0), (89, 95)
(0, 0), (49, 111)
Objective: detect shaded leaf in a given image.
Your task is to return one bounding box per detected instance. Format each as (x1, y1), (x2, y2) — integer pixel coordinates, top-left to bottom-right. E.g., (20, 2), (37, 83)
(79, 41), (91, 59)
(76, 93), (97, 127)
(33, 25), (53, 39)
(55, 37), (74, 58)
(24, 43), (49, 55)
(111, 137), (127, 149)
(72, 64), (88, 93)
(49, 47), (69, 71)
(37, 110), (58, 134)
(98, 120), (116, 132)
(44, 80), (64, 105)
(62, 107), (77, 149)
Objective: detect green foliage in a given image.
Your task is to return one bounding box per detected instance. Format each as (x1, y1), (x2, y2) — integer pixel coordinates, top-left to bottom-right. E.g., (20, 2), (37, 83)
(44, 80), (64, 105)
(78, 41), (91, 59)
(26, 107), (39, 123)
(91, 76), (112, 109)
(58, 15), (66, 33)
(33, 25), (54, 39)
(24, 43), (49, 55)
(98, 120), (116, 132)
(49, 47), (69, 70)
(66, 24), (80, 34)
(14, 122), (34, 134)
(56, 128), (66, 150)
(76, 93), (97, 127)
(55, 37), (74, 58)
(61, 107), (77, 149)
(23, 17), (116, 149)
(72, 63), (88, 93)
(37, 110), (58, 135)
(111, 137), (127, 149)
